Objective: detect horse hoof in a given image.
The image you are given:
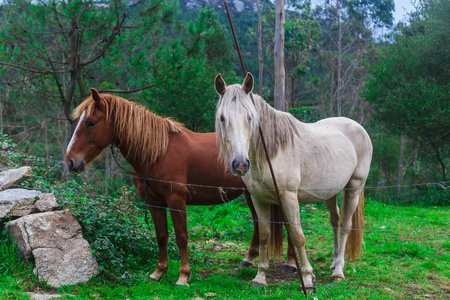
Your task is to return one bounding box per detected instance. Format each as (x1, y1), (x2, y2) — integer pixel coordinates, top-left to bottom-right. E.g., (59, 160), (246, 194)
(306, 286), (316, 295)
(282, 266), (297, 274)
(331, 275), (344, 282)
(175, 282), (189, 287)
(251, 282), (267, 289)
(240, 261), (253, 268)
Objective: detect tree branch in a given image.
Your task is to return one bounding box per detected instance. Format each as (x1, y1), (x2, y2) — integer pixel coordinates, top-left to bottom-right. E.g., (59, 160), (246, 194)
(79, 9), (128, 67)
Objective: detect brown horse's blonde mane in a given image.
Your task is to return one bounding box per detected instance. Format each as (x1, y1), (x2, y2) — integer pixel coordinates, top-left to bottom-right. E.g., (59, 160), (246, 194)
(216, 85), (300, 170)
(72, 94), (183, 165)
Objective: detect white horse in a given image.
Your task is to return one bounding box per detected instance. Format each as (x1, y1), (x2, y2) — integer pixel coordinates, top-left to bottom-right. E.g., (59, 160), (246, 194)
(214, 73), (373, 292)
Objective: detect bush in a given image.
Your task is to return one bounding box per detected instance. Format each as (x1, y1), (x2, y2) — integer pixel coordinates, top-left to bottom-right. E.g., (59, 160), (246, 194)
(371, 185), (449, 206)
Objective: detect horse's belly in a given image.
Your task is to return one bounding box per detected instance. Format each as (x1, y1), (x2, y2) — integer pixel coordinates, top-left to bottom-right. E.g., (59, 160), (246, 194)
(297, 189), (340, 203)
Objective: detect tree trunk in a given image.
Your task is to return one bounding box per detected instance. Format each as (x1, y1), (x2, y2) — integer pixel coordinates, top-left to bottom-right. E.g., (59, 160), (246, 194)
(274, 0), (286, 111)
(398, 134), (405, 192)
(66, 11), (81, 129)
(430, 140), (447, 182)
(256, 0), (263, 96)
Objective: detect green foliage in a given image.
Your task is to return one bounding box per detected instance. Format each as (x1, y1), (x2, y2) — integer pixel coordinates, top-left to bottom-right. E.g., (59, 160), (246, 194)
(0, 231), (35, 279)
(364, 0), (450, 180)
(371, 185), (449, 207)
(146, 7), (237, 132)
(289, 106), (316, 123)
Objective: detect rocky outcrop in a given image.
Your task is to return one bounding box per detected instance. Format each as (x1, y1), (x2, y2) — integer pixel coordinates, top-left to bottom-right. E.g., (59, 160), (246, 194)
(0, 165), (98, 288)
(0, 166), (32, 191)
(0, 189), (41, 218)
(181, 0), (256, 13)
(7, 210), (99, 287)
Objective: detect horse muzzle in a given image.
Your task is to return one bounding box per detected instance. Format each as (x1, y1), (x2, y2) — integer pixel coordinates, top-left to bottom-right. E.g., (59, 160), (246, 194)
(67, 158), (85, 173)
(231, 158), (250, 176)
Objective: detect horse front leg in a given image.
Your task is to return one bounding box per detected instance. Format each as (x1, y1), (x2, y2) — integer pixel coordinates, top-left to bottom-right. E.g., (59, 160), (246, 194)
(148, 206), (169, 282)
(251, 200), (271, 288)
(241, 191), (259, 268)
(167, 195), (191, 287)
(284, 193), (316, 293)
(326, 195), (340, 270)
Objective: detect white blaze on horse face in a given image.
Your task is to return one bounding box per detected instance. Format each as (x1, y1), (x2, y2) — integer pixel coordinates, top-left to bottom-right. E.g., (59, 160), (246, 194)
(66, 111), (86, 154)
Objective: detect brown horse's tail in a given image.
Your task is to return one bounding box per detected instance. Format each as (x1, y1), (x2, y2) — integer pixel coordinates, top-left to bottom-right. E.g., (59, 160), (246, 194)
(344, 190), (365, 262)
(270, 204), (283, 258)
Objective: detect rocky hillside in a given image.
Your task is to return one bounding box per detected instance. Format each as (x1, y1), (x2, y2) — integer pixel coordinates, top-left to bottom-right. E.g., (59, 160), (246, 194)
(180, 0), (257, 13)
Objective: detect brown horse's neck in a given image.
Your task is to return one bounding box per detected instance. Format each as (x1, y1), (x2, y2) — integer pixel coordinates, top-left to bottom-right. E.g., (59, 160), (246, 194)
(107, 99), (183, 167)
(112, 116), (183, 172)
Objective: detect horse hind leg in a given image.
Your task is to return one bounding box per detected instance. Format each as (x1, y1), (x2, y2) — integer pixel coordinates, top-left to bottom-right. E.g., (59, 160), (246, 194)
(325, 195), (340, 270)
(240, 191), (259, 268)
(331, 183), (364, 282)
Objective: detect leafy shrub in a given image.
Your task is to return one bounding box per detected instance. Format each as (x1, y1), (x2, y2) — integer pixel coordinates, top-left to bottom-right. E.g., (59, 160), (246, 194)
(371, 185), (449, 206)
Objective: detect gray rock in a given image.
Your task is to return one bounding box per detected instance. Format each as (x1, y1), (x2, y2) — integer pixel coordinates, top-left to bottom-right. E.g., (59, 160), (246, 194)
(8, 210), (99, 287)
(0, 166), (32, 191)
(34, 193), (59, 212)
(0, 188), (41, 218)
(26, 293), (62, 300)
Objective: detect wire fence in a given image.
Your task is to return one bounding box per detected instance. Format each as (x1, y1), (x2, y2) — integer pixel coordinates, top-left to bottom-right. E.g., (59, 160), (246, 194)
(1, 150), (449, 236)
(2, 150), (449, 193)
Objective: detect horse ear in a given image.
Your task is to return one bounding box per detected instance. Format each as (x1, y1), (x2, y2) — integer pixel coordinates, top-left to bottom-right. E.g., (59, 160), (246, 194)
(242, 72), (254, 94)
(90, 88), (101, 104)
(214, 74), (227, 96)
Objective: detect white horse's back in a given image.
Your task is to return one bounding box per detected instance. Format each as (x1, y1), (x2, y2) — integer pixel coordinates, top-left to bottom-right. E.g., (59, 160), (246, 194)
(291, 117), (372, 202)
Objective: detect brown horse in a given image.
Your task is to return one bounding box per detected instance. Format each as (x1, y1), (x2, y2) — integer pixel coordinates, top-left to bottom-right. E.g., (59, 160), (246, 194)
(65, 89), (292, 286)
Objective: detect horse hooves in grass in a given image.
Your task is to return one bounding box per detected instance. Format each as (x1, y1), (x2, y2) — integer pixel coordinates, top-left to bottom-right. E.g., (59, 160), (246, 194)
(330, 275), (344, 282)
(175, 283), (190, 288)
(306, 286), (317, 295)
(282, 265), (297, 274)
(251, 282), (267, 289)
(240, 261), (253, 268)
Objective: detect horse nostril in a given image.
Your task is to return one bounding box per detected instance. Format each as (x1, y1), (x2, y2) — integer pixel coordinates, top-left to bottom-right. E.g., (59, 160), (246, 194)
(244, 159), (250, 170)
(68, 158), (75, 170)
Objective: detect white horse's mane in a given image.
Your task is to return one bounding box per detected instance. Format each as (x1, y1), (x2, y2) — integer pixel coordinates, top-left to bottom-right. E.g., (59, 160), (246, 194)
(216, 84), (300, 169)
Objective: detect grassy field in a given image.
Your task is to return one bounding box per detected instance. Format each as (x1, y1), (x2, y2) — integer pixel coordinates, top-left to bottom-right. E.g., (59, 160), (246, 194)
(1, 194), (449, 299)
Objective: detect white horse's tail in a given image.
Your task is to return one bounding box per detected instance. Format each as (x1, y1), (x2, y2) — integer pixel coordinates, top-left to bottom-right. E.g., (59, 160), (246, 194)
(345, 190), (365, 261)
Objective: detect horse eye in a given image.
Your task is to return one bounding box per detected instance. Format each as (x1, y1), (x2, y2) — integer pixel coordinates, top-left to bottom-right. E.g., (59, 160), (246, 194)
(248, 116), (252, 122)
(86, 121), (97, 128)
(220, 115), (225, 122)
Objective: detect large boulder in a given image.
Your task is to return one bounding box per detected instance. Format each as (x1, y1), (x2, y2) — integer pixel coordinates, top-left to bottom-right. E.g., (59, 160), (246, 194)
(0, 166), (32, 191)
(7, 210), (99, 287)
(0, 189), (41, 218)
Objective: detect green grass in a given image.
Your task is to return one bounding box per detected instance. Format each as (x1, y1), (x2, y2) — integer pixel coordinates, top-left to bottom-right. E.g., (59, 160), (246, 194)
(2, 197), (448, 299)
